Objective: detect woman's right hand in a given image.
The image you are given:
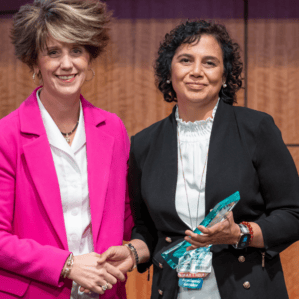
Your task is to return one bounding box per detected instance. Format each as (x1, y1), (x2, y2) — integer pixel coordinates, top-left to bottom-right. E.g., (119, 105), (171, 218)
(67, 252), (126, 294)
(98, 245), (135, 273)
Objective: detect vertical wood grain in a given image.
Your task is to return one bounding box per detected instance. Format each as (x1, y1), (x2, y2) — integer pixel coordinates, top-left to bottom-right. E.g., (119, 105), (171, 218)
(247, 19), (299, 144)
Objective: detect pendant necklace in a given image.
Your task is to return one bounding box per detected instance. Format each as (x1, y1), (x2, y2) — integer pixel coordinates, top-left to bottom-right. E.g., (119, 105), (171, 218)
(60, 120), (79, 143)
(177, 126), (209, 230)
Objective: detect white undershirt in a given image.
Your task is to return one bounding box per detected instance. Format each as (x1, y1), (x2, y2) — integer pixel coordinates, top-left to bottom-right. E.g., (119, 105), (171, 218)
(37, 90), (99, 299)
(175, 101), (221, 299)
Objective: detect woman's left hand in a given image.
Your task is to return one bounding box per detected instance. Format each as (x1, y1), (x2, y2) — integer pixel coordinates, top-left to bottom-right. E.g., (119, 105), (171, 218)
(185, 211), (240, 250)
(79, 246), (134, 294)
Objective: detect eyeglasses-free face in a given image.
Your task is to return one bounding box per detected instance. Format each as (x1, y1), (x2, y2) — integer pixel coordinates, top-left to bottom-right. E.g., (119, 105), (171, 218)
(171, 34), (225, 114)
(34, 35), (91, 100)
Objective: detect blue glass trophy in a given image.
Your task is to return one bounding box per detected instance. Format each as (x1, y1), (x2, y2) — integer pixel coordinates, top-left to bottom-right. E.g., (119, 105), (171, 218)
(161, 191), (240, 289)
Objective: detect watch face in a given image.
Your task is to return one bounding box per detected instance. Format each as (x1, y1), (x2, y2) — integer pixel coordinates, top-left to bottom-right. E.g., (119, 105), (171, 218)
(239, 234), (251, 248)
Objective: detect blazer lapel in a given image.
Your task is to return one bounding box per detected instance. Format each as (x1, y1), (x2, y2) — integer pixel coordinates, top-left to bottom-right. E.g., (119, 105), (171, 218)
(81, 98), (114, 246)
(153, 107), (190, 233)
(20, 90), (68, 249)
(205, 100), (243, 214)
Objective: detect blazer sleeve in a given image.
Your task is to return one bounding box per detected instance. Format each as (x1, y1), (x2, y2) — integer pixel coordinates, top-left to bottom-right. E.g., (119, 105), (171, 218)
(0, 131), (70, 287)
(252, 114), (299, 257)
(118, 117), (134, 241)
(129, 135), (158, 273)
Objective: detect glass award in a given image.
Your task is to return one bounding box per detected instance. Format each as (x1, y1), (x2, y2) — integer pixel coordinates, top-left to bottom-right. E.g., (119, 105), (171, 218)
(161, 191), (240, 269)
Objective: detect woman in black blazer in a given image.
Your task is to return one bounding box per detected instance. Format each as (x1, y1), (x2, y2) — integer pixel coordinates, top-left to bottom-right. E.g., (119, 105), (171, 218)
(100, 20), (299, 299)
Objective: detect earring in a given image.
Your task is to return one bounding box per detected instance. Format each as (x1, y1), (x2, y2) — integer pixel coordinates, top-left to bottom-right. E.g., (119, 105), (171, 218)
(166, 79), (171, 84)
(32, 72), (39, 84)
(223, 82), (227, 88)
(85, 69), (95, 82)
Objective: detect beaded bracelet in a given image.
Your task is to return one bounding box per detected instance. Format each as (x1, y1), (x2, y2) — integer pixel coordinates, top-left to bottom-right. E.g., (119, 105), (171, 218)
(241, 221), (254, 245)
(61, 253), (74, 278)
(124, 243), (138, 272)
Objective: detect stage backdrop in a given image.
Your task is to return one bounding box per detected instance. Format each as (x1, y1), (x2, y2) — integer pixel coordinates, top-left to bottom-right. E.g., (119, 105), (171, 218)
(0, 0), (298, 298)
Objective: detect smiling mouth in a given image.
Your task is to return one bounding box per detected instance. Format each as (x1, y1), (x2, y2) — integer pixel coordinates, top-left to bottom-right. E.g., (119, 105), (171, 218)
(186, 83), (207, 89)
(56, 74), (77, 81)
(186, 82), (206, 85)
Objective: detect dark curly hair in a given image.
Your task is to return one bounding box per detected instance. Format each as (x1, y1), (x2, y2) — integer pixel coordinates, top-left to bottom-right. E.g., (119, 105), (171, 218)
(155, 20), (243, 105)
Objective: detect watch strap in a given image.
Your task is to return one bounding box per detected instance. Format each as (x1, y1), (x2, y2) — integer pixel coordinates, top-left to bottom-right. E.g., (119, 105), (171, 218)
(232, 224), (250, 249)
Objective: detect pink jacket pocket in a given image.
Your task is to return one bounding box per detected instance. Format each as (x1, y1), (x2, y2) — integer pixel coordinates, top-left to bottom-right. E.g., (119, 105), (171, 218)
(0, 269), (30, 297)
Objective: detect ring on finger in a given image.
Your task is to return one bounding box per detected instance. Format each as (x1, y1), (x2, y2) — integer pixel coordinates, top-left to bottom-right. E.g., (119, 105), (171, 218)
(102, 282), (109, 292)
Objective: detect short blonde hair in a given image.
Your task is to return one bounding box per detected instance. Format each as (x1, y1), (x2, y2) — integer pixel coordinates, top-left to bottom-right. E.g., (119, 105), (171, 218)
(11, 0), (111, 72)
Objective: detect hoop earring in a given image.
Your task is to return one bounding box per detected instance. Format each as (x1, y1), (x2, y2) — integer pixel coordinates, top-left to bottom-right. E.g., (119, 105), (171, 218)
(85, 69), (95, 82)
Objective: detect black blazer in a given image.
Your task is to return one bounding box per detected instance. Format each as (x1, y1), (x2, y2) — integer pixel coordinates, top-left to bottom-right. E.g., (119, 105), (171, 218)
(129, 100), (299, 299)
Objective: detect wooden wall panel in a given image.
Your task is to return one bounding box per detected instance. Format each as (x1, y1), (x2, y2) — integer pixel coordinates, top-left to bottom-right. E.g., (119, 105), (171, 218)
(248, 19), (299, 298)
(220, 19), (245, 107)
(280, 147), (299, 299)
(281, 241), (299, 299)
(0, 19), (36, 118)
(288, 147), (299, 171)
(247, 20), (299, 144)
(85, 19), (180, 136)
(125, 266), (153, 299)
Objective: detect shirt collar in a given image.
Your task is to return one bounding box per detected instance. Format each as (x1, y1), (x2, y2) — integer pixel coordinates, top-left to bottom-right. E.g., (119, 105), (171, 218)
(36, 88), (86, 156)
(71, 103), (86, 153)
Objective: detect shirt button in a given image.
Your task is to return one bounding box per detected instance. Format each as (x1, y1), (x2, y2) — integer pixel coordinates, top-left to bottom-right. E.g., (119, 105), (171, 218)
(243, 281), (250, 289)
(165, 237), (172, 243)
(238, 256), (245, 263)
(158, 289), (163, 295)
(71, 208), (79, 216)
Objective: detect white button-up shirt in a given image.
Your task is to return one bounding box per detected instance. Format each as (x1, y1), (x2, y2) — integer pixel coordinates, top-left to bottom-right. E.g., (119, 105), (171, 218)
(37, 89), (98, 299)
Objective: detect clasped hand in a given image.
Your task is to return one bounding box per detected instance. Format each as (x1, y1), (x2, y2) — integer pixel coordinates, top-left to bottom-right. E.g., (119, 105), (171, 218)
(185, 211), (240, 250)
(78, 246), (135, 294)
(68, 252), (126, 295)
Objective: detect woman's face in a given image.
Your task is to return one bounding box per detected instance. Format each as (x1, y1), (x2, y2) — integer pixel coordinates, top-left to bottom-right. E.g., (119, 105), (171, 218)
(34, 35), (91, 99)
(171, 34), (224, 107)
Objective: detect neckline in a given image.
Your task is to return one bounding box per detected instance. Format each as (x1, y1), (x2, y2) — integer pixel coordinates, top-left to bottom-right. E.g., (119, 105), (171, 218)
(175, 99), (219, 138)
(175, 99), (219, 127)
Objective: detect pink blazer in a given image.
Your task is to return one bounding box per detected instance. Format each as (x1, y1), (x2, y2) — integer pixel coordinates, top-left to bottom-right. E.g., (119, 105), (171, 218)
(0, 87), (133, 298)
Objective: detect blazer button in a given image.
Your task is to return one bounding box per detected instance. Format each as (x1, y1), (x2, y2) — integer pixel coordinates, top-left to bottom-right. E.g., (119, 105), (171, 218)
(238, 256), (245, 263)
(165, 237), (172, 243)
(159, 263), (163, 269)
(158, 289), (163, 295)
(243, 281), (250, 289)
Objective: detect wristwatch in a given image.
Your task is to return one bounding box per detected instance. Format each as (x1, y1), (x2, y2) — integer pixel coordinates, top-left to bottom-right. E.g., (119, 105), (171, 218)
(232, 224), (251, 249)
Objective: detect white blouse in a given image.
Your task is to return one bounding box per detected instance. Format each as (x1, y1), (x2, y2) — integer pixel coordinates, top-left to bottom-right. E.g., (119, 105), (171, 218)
(37, 90), (98, 299)
(175, 102), (221, 299)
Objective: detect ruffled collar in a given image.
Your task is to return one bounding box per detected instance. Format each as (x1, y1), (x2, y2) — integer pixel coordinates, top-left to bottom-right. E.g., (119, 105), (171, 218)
(176, 99), (219, 125)
(175, 99), (219, 138)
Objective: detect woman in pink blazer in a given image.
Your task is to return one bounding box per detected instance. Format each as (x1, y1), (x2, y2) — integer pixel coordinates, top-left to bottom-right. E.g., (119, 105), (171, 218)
(0, 0), (133, 298)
